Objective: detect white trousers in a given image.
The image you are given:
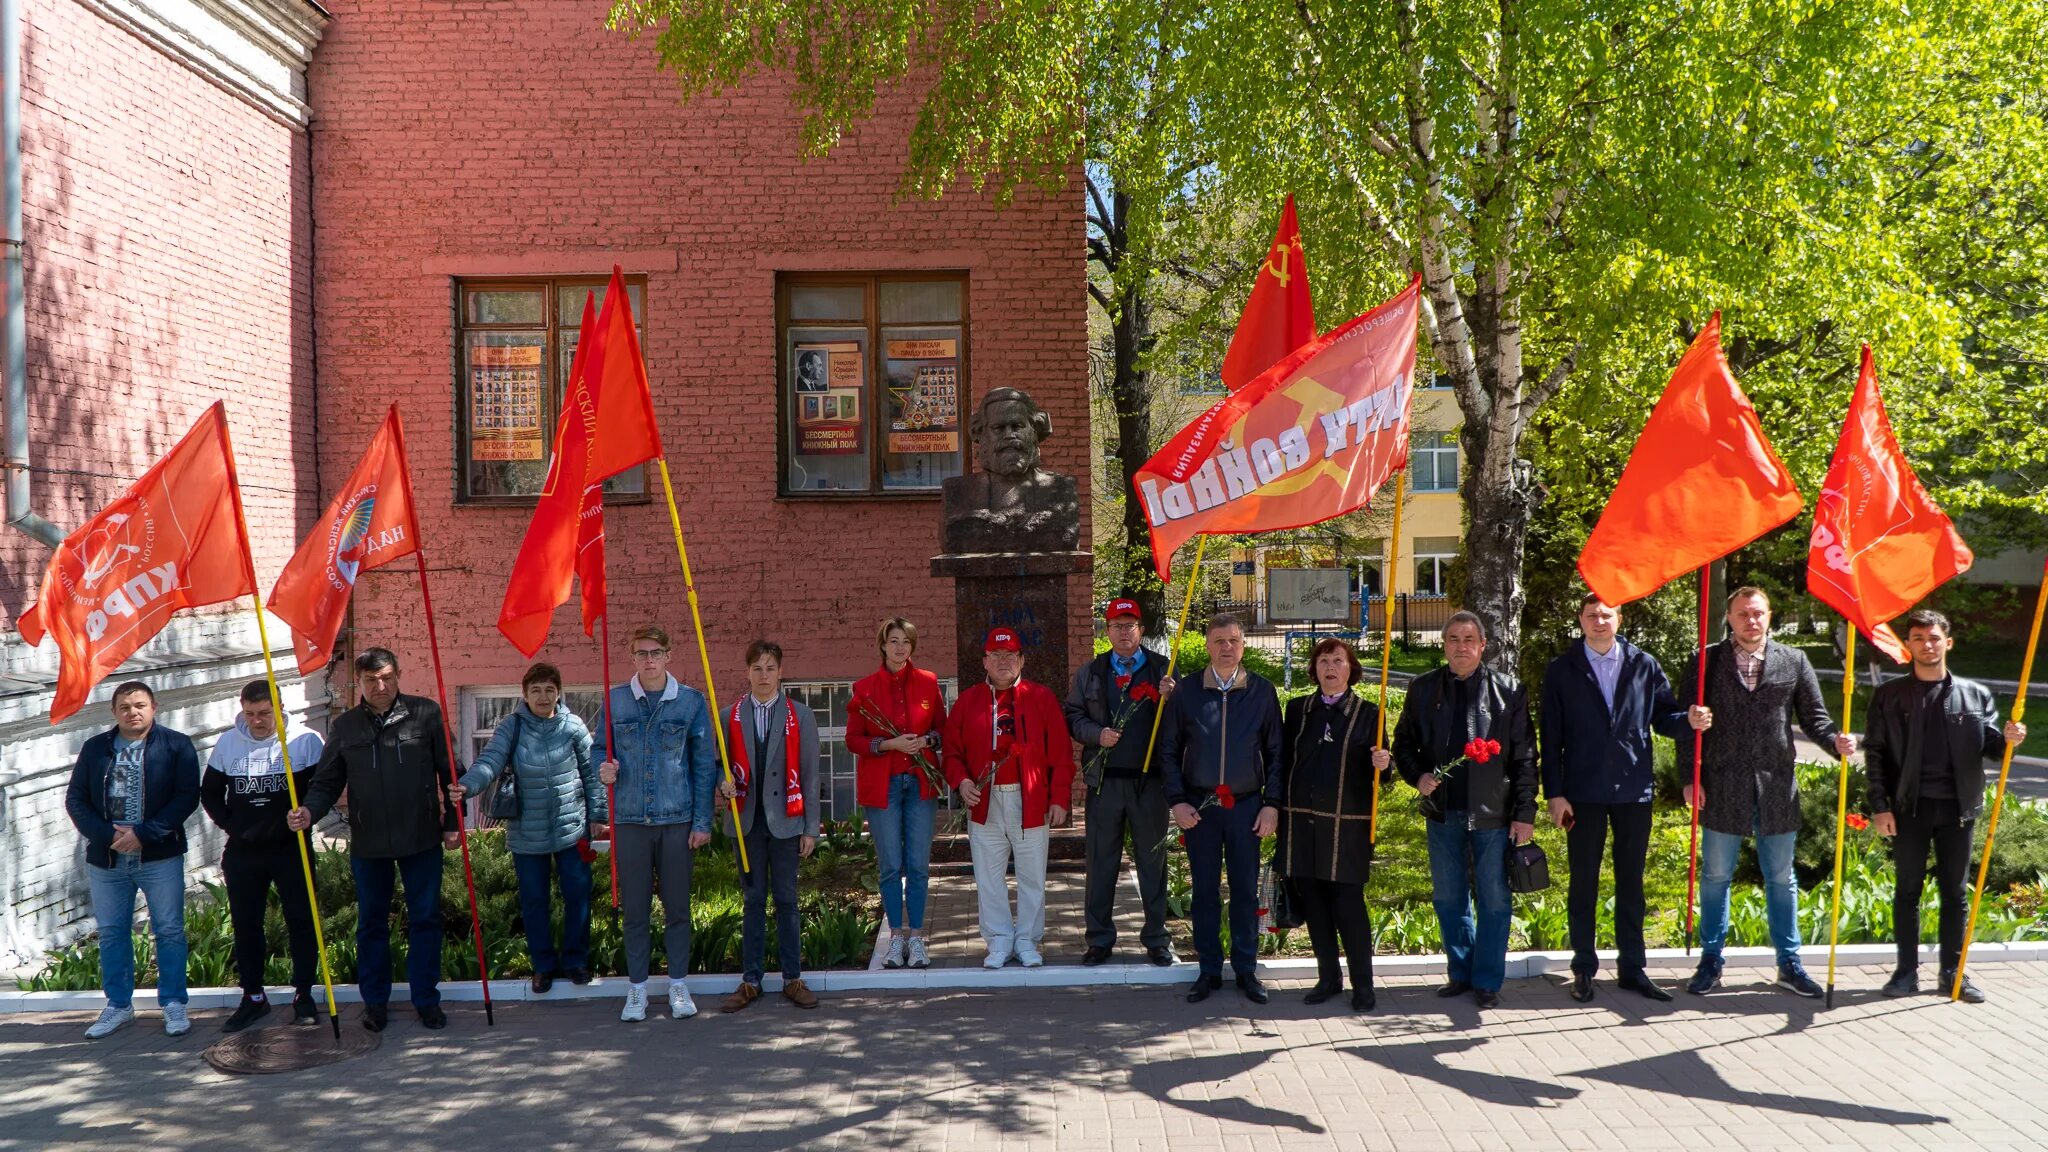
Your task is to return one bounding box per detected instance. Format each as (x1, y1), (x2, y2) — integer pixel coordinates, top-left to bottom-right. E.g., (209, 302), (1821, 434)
(968, 783), (1049, 956)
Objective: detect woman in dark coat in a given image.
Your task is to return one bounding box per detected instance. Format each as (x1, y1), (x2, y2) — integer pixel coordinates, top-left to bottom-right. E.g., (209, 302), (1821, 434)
(1277, 638), (1388, 1011)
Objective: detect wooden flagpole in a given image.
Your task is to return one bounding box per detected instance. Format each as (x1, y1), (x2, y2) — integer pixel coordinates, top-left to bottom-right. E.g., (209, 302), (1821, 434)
(1139, 533), (1210, 775)
(1369, 468), (1408, 844)
(1823, 625), (1858, 1007)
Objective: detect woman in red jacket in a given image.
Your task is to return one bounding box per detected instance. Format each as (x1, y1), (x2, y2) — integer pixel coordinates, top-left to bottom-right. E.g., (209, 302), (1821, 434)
(844, 617), (948, 969)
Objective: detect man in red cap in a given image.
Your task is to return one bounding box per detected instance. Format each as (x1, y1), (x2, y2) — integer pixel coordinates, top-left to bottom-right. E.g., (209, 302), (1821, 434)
(944, 627), (1075, 968)
(1065, 598), (1177, 966)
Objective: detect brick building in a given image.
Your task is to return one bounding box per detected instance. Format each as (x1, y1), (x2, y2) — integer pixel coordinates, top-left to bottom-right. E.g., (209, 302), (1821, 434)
(0, 0), (1084, 965)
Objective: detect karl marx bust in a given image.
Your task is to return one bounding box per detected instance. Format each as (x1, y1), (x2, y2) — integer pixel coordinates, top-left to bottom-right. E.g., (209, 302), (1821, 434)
(940, 387), (1081, 555)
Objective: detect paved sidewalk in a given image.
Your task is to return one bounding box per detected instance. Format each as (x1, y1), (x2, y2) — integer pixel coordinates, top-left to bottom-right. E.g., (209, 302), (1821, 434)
(5, 961), (2045, 1151)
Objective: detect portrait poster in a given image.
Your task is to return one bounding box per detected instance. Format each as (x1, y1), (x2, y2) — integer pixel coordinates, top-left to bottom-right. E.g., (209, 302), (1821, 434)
(794, 341), (864, 455)
(469, 342), (545, 461)
(884, 337), (960, 455)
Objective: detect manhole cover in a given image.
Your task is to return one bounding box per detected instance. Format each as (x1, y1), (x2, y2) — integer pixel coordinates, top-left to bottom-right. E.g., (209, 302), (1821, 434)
(204, 1021), (382, 1075)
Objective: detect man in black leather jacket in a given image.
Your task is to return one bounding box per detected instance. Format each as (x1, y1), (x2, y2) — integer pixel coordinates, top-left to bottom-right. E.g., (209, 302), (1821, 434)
(1393, 611), (1537, 1010)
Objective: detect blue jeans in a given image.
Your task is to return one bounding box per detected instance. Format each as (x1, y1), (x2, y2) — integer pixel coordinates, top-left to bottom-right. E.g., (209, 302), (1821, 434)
(1426, 815), (1511, 992)
(1698, 818), (1802, 965)
(512, 848), (593, 974)
(86, 855), (188, 1008)
(1183, 794), (1263, 979)
(865, 773), (937, 930)
(352, 848), (444, 1010)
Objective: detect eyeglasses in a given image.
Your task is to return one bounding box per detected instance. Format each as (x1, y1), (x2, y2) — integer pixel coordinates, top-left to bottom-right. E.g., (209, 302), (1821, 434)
(631, 648), (669, 660)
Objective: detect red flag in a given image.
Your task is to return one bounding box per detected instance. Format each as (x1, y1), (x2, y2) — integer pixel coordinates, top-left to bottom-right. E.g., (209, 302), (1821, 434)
(1807, 346), (1972, 662)
(1220, 195), (1316, 392)
(17, 403), (254, 721)
(268, 405), (419, 675)
(585, 267), (665, 478)
(1578, 314), (1804, 606)
(1138, 276), (1420, 581)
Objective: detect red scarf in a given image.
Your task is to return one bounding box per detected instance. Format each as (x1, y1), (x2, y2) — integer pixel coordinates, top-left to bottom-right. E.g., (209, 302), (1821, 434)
(728, 696), (804, 819)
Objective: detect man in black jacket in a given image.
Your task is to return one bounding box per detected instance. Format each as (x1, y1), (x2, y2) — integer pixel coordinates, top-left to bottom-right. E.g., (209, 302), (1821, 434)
(1864, 609), (2026, 1003)
(1541, 594), (1690, 1003)
(1159, 614), (1282, 1004)
(1394, 611), (1538, 1010)
(1065, 598), (1177, 968)
(287, 648), (459, 1031)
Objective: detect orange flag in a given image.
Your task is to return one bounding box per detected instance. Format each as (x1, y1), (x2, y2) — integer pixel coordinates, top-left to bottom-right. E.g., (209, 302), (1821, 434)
(1220, 195), (1316, 391)
(1807, 346), (1972, 662)
(269, 405), (420, 675)
(17, 402), (254, 721)
(1578, 314), (1804, 606)
(1138, 276), (1419, 581)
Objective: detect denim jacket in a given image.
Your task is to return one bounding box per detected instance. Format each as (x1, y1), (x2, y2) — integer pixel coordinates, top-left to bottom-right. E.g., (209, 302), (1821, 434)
(605, 676), (717, 830)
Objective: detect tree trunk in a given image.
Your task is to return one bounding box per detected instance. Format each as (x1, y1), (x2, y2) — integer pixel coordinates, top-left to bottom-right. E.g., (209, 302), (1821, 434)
(1106, 191), (1166, 635)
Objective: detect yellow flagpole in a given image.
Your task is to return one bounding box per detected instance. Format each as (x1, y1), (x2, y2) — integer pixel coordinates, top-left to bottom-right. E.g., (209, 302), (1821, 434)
(1823, 625), (1857, 1007)
(1370, 468), (1408, 845)
(1140, 533), (1210, 775)
(1952, 567), (2046, 1000)
(654, 456), (748, 872)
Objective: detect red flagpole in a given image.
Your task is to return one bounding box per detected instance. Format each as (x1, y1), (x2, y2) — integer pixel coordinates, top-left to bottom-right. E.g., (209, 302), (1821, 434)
(1685, 566), (1709, 953)
(600, 614), (618, 910)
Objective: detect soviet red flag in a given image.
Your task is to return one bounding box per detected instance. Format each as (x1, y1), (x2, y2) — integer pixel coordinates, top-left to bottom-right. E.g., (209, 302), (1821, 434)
(17, 402), (254, 721)
(1220, 195), (1316, 392)
(1807, 346), (1972, 662)
(268, 405), (419, 675)
(1578, 315), (1805, 606)
(1137, 276), (1419, 581)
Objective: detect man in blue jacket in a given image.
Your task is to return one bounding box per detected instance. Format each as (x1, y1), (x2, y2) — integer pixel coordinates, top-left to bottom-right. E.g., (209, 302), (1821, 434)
(66, 681), (200, 1040)
(1541, 594), (1690, 1003)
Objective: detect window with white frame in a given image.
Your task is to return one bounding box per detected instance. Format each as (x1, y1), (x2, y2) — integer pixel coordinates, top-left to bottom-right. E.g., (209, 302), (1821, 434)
(1411, 431), (1459, 492)
(1411, 536), (1459, 597)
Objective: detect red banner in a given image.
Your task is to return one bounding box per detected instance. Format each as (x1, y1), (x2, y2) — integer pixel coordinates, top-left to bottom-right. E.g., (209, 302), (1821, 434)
(1220, 194), (1316, 392)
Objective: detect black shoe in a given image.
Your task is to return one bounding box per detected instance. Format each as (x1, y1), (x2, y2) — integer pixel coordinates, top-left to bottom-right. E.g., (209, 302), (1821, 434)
(1618, 972), (1675, 1002)
(1146, 945), (1178, 967)
(1474, 989), (1500, 1009)
(1351, 987), (1376, 1012)
(1776, 962), (1823, 999)
(1436, 980), (1472, 998)
(531, 970), (554, 994)
(1939, 968), (1986, 1004)
(221, 996), (270, 1034)
(567, 967), (594, 986)
(1882, 968), (1918, 997)
(1186, 973), (1223, 1003)
(1570, 973), (1595, 1003)
(419, 1006), (448, 1029)
(1303, 981), (1342, 1006)
(1236, 974), (1269, 1005)
(362, 1004), (388, 1033)
(1081, 945), (1112, 967)
(291, 993), (318, 1026)
(1686, 960), (1723, 996)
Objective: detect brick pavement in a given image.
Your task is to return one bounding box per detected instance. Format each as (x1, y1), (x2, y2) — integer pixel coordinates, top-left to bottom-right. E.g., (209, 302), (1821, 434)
(4, 961), (2044, 1151)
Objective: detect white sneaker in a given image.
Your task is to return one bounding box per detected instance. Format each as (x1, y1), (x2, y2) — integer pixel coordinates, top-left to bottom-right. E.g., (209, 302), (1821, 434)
(161, 1001), (190, 1037)
(983, 948), (1011, 970)
(1018, 949), (1045, 968)
(907, 937), (931, 969)
(84, 1004), (133, 1039)
(883, 935), (908, 969)
(669, 981), (697, 1019)
(621, 983), (648, 1022)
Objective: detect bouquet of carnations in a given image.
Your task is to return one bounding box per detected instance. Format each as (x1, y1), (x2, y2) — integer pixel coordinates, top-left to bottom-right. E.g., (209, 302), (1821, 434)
(1417, 737), (1501, 818)
(1084, 679), (1161, 790)
(1156, 784), (1236, 853)
(852, 696), (949, 796)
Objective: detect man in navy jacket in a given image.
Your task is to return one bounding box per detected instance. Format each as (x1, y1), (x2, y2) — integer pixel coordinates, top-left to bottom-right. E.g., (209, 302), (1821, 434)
(1540, 594), (1690, 1003)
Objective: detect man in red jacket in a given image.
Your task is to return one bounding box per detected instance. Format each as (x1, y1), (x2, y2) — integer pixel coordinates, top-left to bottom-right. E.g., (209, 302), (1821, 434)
(945, 627), (1076, 968)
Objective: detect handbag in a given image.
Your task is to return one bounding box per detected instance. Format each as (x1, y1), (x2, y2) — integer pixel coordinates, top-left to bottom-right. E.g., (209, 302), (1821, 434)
(1507, 839), (1551, 894)
(480, 710), (523, 822)
(1259, 846), (1306, 933)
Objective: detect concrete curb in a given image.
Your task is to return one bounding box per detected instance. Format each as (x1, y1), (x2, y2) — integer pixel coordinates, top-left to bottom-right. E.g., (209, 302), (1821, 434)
(6, 940), (2043, 1014)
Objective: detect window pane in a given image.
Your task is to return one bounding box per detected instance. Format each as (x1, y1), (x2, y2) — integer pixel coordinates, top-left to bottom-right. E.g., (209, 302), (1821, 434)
(789, 284), (866, 322)
(558, 282), (645, 326)
(1413, 536), (1460, 554)
(464, 331), (550, 497)
(466, 287), (544, 326)
(880, 325), (965, 491)
(879, 280), (961, 324)
(787, 325), (870, 491)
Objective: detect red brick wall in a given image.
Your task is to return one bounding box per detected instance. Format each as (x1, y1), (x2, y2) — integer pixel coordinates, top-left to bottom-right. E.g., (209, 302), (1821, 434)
(0, 0), (316, 628)
(308, 2), (1088, 700)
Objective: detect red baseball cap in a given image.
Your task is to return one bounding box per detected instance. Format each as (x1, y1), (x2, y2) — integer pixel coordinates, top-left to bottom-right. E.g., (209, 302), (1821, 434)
(983, 627), (1024, 653)
(1104, 598), (1141, 621)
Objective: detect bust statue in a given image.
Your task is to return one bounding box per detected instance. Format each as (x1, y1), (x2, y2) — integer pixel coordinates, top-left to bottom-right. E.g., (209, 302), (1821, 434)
(941, 387), (1081, 554)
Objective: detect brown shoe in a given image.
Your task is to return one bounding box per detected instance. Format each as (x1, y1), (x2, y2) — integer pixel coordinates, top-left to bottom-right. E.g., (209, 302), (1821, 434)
(721, 982), (761, 1013)
(781, 978), (819, 1010)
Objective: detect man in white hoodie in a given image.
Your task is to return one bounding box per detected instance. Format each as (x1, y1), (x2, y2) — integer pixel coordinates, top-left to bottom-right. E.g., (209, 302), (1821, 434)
(201, 680), (326, 1032)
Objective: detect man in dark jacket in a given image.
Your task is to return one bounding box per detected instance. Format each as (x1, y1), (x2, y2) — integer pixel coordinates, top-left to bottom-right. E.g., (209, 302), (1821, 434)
(1864, 609), (2026, 1003)
(1541, 594), (1690, 1003)
(287, 648), (458, 1031)
(1065, 597), (1177, 968)
(66, 680), (200, 1040)
(1394, 611), (1538, 1010)
(1680, 587), (1853, 998)
(1159, 613), (1282, 1005)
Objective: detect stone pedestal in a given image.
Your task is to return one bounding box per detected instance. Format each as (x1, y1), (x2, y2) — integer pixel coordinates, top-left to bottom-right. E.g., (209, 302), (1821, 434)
(931, 551), (1093, 694)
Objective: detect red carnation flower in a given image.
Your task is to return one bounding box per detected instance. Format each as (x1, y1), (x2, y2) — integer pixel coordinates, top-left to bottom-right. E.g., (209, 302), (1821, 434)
(1846, 813), (1870, 831)
(1128, 681), (1160, 703)
(1216, 785), (1237, 809)
(1115, 674), (1133, 691)
(1464, 738), (1494, 765)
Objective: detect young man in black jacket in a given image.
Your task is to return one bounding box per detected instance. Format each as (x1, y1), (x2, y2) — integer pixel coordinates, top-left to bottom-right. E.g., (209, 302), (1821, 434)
(202, 679), (326, 1031)
(287, 648), (459, 1031)
(1394, 611), (1538, 1010)
(1864, 609), (2026, 1003)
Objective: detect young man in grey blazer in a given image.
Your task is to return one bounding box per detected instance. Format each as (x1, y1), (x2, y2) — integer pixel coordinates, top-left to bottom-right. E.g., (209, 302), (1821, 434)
(720, 640), (823, 1012)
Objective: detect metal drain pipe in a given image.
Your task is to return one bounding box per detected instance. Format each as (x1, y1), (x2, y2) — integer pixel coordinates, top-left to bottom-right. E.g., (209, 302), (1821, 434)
(3, 0), (60, 547)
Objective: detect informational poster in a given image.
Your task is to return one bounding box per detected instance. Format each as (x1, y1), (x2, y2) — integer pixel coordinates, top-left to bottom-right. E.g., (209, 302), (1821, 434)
(884, 337), (960, 455)
(1268, 567), (1352, 623)
(469, 343), (545, 461)
(794, 341), (864, 455)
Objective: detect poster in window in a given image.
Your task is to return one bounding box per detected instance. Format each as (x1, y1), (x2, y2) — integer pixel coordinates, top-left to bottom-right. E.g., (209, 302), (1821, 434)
(470, 343), (545, 461)
(794, 341), (863, 455)
(884, 338), (960, 455)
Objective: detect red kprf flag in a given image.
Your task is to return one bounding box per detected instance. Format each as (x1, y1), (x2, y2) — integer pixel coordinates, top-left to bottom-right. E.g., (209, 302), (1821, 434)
(17, 403), (254, 721)
(1807, 346), (1972, 662)
(1220, 195), (1316, 392)
(268, 405), (419, 675)
(1578, 315), (1804, 606)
